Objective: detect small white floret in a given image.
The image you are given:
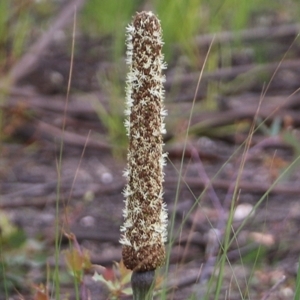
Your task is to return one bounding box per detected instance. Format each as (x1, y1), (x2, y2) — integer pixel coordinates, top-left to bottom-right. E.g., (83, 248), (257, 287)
(126, 24), (135, 34)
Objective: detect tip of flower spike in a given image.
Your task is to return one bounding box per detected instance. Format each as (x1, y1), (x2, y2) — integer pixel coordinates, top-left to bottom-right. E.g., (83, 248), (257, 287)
(136, 11), (154, 17)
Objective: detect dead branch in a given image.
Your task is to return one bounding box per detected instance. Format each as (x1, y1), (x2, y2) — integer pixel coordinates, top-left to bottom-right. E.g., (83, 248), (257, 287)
(166, 59), (300, 88)
(166, 176), (300, 196)
(194, 23), (300, 48)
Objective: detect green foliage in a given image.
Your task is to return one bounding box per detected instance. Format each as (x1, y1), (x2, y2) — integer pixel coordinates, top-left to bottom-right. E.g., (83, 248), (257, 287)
(0, 1), (48, 73)
(81, 0), (140, 59)
(92, 261), (133, 299)
(0, 211), (44, 295)
(154, 0), (201, 63)
(0, 1), (7, 45)
(241, 245), (268, 266)
(80, 2), (139, 157)
(201, 0), (256, 32)
(95, 67), (127, 158)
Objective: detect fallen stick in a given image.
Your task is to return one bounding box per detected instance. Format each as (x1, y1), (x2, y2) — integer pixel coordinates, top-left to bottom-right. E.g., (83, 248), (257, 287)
(194, 23), (300, 48)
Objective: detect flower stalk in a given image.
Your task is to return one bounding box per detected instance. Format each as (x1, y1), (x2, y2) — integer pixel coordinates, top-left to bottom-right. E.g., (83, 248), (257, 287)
(120, 10), (168, 299)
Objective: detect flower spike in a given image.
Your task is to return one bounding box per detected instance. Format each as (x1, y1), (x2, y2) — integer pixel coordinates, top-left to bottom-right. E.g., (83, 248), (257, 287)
(120, 11), (168, 272)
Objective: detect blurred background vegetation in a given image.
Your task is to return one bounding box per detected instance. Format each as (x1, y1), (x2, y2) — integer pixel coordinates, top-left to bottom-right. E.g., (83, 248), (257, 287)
(1, 0), (300, 297)
(1, 0), (300, 75)
(1, 0), (300, 150)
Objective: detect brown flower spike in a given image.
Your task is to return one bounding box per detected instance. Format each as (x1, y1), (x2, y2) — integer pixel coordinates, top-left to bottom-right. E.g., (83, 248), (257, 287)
(120, 11), (168, 272)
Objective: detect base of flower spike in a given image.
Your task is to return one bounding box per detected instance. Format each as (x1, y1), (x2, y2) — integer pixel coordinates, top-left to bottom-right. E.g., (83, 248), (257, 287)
(122, 244), (165, 271)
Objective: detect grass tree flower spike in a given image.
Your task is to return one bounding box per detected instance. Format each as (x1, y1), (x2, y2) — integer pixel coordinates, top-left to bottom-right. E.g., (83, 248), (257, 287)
(120, 11), (168, 273)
